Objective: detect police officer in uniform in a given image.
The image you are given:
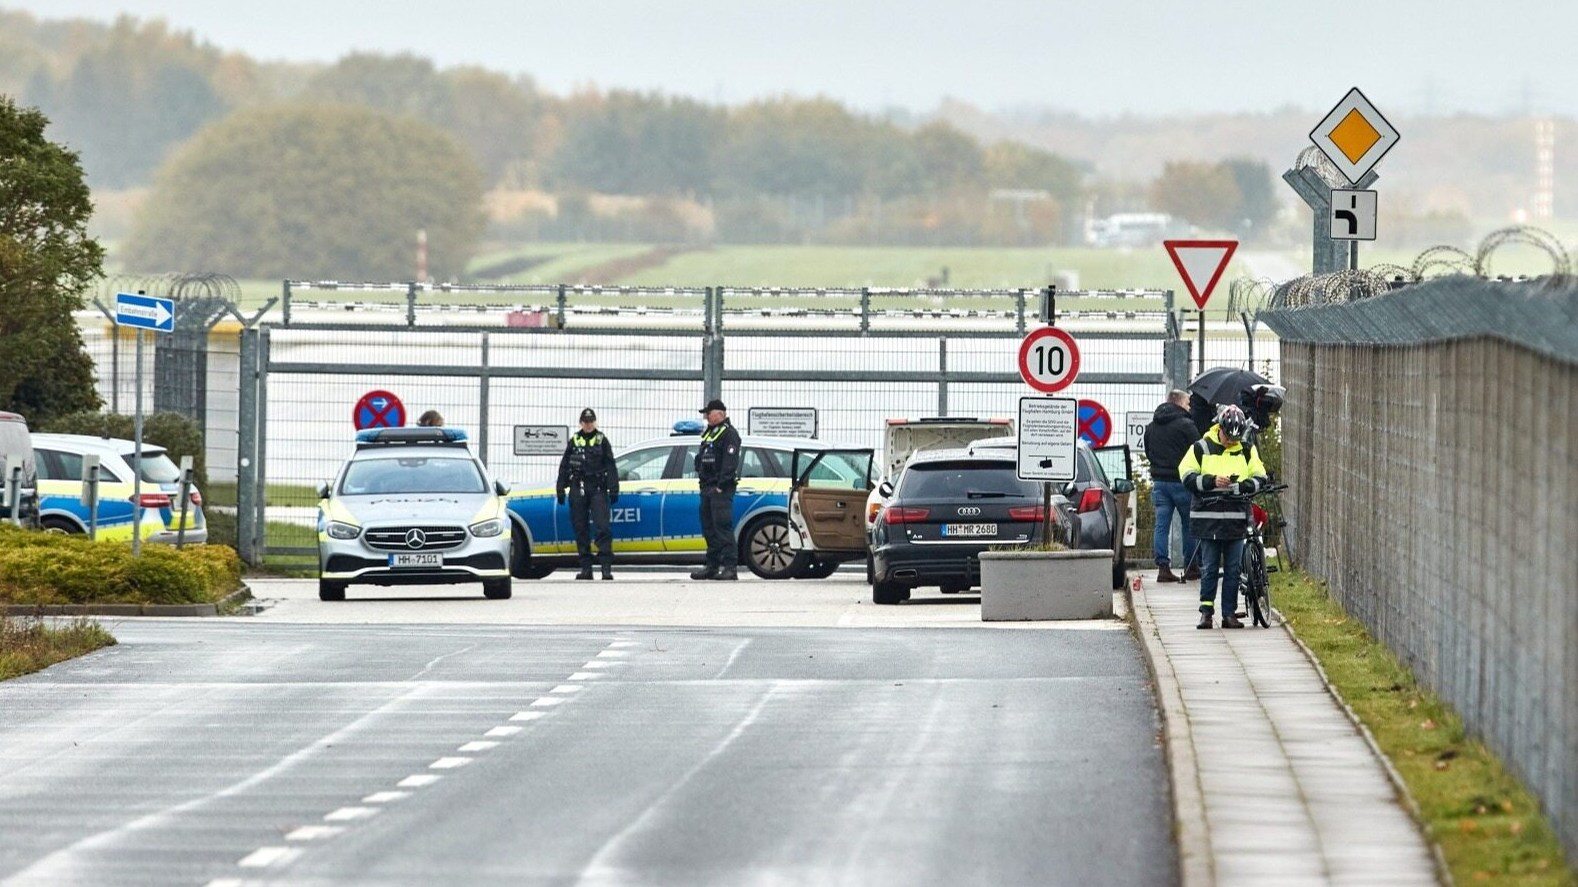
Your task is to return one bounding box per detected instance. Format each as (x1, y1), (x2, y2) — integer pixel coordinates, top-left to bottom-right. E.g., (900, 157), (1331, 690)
(557, 408), (619, 580)
(689, 399), (741, 581)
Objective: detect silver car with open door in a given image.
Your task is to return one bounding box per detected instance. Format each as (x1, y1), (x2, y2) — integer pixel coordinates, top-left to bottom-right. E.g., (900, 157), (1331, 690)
(786, 448), (874, 579)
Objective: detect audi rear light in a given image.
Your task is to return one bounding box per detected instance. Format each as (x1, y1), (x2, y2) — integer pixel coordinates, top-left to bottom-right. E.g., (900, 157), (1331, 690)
(1077, 488), (1103, 513)
(1008, 505), (1045, 522)
(883, 506), (930, 524)
(133, 492), (172, 509)
(1251, 504), (1268, 527)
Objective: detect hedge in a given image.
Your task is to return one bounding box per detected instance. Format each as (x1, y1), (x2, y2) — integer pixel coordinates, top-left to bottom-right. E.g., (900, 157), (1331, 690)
(0, 525), (241, 605)
(40, 410), (208, 492)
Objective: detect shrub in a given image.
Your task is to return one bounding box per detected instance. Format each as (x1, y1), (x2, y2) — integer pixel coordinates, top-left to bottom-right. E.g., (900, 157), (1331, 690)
(40, 410), (207, 491)
(0, 525), (239, 605)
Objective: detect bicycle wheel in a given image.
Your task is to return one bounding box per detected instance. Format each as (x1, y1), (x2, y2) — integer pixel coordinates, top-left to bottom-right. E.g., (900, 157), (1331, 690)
(1243, 541), (1271, 627)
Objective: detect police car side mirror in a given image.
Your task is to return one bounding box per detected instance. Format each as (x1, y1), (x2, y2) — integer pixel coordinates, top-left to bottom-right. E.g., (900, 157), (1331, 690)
(316, 482), (331, 500)
(879, 481), (894, 498)
(494, 480), (511, 496)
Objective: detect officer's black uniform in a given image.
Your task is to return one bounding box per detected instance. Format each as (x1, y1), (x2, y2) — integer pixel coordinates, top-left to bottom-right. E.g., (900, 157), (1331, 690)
(557, 409), (619, 580)
(691, 399), (741, 580)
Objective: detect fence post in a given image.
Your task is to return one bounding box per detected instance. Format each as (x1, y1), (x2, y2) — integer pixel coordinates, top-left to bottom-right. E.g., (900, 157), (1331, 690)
(1015, 289), (1027, 333)
(556, 284), (567, 330)
(252, 328), (270, 559)
(937, 338), (948, 416)
(859, 287), (870, 334)
(406, 283), (418, 328)
(282, 280), (292, 327)
(478, 332), (490, 466)
(235, 326), (258, 566)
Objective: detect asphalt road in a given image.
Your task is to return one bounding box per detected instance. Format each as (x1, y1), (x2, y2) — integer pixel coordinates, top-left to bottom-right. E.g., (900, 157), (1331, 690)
(0, 614), (1173, 886)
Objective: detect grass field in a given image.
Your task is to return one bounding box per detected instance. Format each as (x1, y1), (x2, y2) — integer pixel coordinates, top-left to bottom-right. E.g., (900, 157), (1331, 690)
(0, 618), (115, 682)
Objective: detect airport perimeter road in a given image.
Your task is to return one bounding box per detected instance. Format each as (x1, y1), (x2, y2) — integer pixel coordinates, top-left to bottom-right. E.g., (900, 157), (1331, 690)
(0, 617), (1174, 886)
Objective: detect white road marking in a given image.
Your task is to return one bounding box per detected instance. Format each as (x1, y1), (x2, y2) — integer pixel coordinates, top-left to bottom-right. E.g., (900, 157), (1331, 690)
(429, 756), (473, 769)
(582, 661), (615, 669)
(362, 791), (410, 804)
(285, 825), (344, 841)
(398, 773), (442, 788)
(323, 806), (379, 822)
(550, 684), (582, 694)
(608, 640), (638, 649)
(530, 697), (566, 707)
(509, 711), (547, 722)
(238, 846), (302, 867)
(569, 672), (603, 680)
(485, 725), (523, 737)
(595, 650), (629, 659)
(457, 740), (499, 753)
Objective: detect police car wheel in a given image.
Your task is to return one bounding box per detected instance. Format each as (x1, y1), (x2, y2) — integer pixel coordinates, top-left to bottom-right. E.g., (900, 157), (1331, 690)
(318, 580), (347, 602)
(741, 515), (810, 580)
(41, 517), (80, 535)
(483, 578), (512, 600)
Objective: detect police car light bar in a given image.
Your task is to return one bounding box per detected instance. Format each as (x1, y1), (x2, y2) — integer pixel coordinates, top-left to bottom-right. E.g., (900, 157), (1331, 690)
(355, 427), (469, 445)
(671, 420), (705, 435)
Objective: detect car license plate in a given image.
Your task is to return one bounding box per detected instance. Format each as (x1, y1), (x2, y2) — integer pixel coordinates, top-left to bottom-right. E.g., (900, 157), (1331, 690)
(942, 523), (997, 537)
(389, 553), (442, 568)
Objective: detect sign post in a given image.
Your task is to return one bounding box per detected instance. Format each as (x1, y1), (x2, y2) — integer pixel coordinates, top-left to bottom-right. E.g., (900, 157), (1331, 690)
(115, 291), (176, 556)
(80, 454), (101, 541)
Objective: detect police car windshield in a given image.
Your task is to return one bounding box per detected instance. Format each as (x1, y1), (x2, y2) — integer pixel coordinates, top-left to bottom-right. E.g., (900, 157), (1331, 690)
(340, 455), (486, 495)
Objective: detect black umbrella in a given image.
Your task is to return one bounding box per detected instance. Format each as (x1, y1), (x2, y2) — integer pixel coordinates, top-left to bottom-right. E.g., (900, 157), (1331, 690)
(1188, 366), (1271, 406)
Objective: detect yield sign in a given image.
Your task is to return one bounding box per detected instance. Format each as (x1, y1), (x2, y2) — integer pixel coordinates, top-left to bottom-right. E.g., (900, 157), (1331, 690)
(1164, 240), (1238, 310)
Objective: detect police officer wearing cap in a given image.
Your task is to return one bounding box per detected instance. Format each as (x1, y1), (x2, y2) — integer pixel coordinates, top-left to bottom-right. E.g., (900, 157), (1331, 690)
(690, 398), (741, 580)
(557, 408), (619, 580)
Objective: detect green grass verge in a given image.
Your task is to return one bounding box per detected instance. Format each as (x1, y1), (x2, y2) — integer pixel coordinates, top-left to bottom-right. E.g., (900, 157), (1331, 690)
(0, 617), (116, 681)
(205, 482), (321, 509)
(1275, 570), (1575, 885)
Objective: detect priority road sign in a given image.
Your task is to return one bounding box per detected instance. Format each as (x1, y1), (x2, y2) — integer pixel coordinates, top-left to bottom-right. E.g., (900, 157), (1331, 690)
(1017, 327), (1080, 393)
(1076, 399), (1112, 447)
(114, 292), (175, 333)
(354, 390), (406, 430)
(1016, 396), (1078, 482)
(1330, 189), (1378, 241)
(1310, 87), (1399, 185)
(1164, 240), (1238, 310)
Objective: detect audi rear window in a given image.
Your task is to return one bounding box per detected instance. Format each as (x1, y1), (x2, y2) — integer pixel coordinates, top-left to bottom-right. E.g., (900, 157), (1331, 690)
(898, 460), (1039, 498)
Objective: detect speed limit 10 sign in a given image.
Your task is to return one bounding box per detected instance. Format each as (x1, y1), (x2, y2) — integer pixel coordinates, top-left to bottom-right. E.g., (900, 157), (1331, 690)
(1017, 326), (1081, 393)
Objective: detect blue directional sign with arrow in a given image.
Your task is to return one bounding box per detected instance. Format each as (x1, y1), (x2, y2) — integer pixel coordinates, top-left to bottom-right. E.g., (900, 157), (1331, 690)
(114, 292), (175, 333)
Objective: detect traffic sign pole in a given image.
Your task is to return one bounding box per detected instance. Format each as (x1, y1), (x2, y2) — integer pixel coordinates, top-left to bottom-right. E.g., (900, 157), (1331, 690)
(132, 324), (143, 557)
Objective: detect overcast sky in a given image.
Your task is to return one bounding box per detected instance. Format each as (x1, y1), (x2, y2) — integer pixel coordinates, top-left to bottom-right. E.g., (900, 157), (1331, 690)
(9, 0), (1573, 117)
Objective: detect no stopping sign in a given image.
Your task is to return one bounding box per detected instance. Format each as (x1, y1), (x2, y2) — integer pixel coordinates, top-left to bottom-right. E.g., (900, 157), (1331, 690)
(1017, 327), (1081, 393)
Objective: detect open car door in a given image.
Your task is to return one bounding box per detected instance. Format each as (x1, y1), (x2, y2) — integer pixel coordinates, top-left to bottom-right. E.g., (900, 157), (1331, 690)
(788, 448), (874, 555)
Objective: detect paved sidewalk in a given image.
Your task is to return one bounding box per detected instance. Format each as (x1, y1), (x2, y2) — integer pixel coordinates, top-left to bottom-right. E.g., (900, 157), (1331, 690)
(1132, 573), (1441, 886)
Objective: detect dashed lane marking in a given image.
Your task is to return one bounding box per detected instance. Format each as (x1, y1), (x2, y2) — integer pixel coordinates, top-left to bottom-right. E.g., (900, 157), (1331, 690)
(485, 725), (523, 737)
(457, 741), (499, 753)
(397, 774), (442, 788)
(238, 846), (302, 868)
(429, 757), (472, 770)
(509, 711), (547, 722)
(285, 825), (344, 841)
(323, 806), (379, 822)
(530, 697), (566, 708)
(362, 791), (410, 804)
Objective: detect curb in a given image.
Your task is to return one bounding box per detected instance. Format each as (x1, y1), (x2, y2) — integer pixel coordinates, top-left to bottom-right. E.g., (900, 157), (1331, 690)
(1275, 608), (1454, 886)
(1, 587), (253, 618)
(1128, 583), (1215, 887)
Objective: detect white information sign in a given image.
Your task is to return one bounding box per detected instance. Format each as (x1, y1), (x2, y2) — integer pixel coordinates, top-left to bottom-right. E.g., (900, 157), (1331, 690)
(1016, 397), (1078, 482)
(747, 407), (818, 439)
(513, 425), (569, 456)
(1330, 189), (1378, 241)
(1125, 411), (1152, 450)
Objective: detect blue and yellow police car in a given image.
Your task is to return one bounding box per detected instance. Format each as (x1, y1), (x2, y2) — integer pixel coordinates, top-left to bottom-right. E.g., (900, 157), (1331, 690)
(505, 421), (873, 580)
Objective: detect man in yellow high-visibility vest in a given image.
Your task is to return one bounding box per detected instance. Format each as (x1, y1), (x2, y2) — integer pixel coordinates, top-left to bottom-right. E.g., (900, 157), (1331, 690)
(1178, 405), (1267, 629)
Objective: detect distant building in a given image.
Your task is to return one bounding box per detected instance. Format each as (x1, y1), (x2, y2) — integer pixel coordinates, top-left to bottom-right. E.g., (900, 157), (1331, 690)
(1085, 212), (1187, 248)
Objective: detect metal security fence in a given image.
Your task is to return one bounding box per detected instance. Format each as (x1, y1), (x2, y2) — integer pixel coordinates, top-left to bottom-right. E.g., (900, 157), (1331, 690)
(224, 284), (1185, 560)
(1266, 275), (1578, 859)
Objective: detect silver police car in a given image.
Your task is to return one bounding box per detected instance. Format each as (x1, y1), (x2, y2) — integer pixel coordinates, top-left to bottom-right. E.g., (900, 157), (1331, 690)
(316, 428), (513, 601)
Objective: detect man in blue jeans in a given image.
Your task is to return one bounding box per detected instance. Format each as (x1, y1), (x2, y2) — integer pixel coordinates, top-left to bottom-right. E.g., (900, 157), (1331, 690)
(1142, 390), (1200, 582)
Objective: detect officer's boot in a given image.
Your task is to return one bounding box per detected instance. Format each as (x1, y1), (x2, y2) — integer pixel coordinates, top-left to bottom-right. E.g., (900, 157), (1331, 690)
(601, 564), (614, 581)
(689, 566), (717, 580)
(576, 564), (594, 580)
(714, 566), (739, 581)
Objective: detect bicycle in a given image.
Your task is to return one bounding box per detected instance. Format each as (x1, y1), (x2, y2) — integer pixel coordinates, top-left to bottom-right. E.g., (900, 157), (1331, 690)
(1236, 483), (1288, 628)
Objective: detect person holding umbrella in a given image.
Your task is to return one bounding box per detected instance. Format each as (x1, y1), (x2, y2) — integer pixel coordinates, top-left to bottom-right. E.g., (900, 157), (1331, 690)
(1178, 404), (1267, 629)
(1187, 366), (1271, 436)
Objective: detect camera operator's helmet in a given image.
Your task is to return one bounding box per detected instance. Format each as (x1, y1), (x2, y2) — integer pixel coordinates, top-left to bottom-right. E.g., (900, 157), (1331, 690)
(1216, 404), (1254, 439)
